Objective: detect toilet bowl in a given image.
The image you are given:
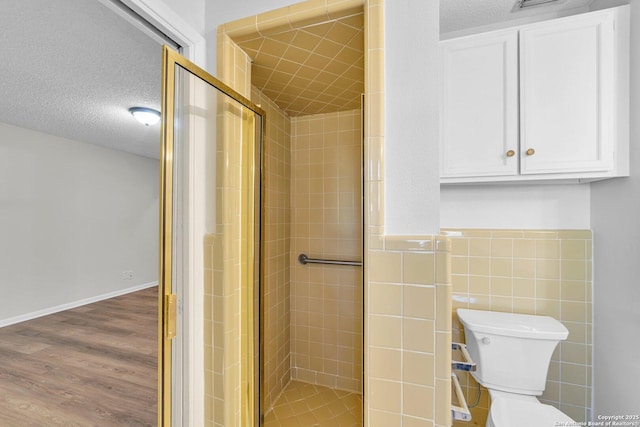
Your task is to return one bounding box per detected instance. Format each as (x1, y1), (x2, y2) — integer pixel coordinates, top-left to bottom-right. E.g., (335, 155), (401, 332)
(457, 308), (575, 427)
(487, 397), (574, 427)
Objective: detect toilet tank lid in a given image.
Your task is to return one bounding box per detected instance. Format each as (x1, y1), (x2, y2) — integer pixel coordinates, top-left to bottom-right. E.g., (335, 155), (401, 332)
(457, 309), (568, 340)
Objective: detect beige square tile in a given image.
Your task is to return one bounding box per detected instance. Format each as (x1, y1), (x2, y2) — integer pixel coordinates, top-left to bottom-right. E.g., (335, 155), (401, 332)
(452, 275), (469, 294)
(469, 257), (491, 276)
(536, 239), (560, 259)
(536, 259), (560, 280)
(560, 383), (587, 407)
(368, 250), (402, 283)
(512, 297), (536, 314)
(469, 239), (491, 257)
(561, 342), (587, 365)
(402, 415), (433, 426)
(369, 314), (401, 348)
(561, 362), (587, 386)
(468, 294), (491, 311)
(450, 238), (468, 256)
(403, 384), (434, 419)
(513, 259), (536, 279)
(368, 409), (402, 427)
(469, 276), (491, 295)
(561, 239), (586, 260)
(561, 301), (586, 323)
(561, 259), (587, 281)
(369, 347), (401, 380)
(369, 378), (401, 413)
(436, 251), (451, 284)
(561, 281), (587, 302)
(536, 279), (560, 300)
(403, 318), (434, 353)
(435, 377), (451, 425)
(369, 282), (402, 315)
(564, 321), (587, 344)
(403, 285), (436, 320)
(491, 239), (513, 258)
(435, 331), (451, 378)
(403, 351), (434, 386)
(536, 299), (559, 318)
(490, 296), (512, 312)
(513, 278), (535, 298)
(491, 258), (513, 277)
(451, 256), (469, 275)
(436, 285), (452, 332)
(513, 239), (536, 258)
(490, 277), (512, 297)
(403, 252), (435, 285)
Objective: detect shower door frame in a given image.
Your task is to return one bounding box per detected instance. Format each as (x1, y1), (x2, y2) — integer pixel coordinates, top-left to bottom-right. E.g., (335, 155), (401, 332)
(159, 45), (265, 426)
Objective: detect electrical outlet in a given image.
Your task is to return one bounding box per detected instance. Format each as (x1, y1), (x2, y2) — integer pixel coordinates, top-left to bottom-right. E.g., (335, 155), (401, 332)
(122, 271), (134, 279)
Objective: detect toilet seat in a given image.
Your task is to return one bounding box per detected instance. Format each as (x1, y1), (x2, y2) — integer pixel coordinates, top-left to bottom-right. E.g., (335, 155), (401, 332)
(487, 397), (574, 427)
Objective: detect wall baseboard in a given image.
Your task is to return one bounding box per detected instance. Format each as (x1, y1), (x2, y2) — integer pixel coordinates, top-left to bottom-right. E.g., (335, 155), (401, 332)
(0, 281), (158, 328)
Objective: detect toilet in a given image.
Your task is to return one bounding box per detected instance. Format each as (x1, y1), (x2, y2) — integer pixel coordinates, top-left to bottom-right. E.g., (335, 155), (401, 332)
(457, 308), (575, 426)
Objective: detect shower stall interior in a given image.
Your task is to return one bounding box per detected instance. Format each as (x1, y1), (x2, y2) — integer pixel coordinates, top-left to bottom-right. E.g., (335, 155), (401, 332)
(257, 89), (364, 424)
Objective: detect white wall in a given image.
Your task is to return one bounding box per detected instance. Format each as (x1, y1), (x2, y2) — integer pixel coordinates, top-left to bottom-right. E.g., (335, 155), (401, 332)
(157, 0), (204, 34)
(385, 1), (441, 235)
(441, 184), (591, 229)
(590, 0), (640, 415)
(0, 122), (159, 325)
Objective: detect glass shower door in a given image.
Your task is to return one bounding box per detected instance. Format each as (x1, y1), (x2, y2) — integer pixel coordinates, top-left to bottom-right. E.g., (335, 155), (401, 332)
(159, 46), (263, 426)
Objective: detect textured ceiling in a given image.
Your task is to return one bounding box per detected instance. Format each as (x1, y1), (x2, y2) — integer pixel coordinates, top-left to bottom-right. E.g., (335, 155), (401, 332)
(0, 0), (164, 159)
(1, 0), (606, 156)
(235, 13), (365, 117)
(440, 0), (596, 34)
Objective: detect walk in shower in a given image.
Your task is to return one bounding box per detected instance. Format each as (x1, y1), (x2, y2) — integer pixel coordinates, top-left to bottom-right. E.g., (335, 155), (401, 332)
(257, 99), (364, 426)
(215, 2), (367, 424)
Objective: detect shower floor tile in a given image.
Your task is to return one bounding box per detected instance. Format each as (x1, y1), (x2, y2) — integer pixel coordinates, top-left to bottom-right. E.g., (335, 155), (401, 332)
(263, 381), (362, 426)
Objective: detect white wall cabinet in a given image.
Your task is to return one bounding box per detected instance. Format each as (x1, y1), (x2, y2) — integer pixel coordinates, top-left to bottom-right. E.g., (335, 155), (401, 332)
(440, 6), (629, 184)
(441, 30), (519, 178)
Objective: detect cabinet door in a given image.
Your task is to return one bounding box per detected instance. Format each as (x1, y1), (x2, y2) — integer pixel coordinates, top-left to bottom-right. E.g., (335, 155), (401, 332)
(441, 31), (518, 178)
(520, 12), (615, 174)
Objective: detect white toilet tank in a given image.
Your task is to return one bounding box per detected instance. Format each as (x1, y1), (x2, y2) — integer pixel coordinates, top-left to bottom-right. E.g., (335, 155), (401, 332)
(457, 309), (568, 396)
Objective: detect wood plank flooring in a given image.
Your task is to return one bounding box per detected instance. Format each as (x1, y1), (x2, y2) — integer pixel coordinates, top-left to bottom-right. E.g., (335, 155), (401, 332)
(0, 287), (157, 426)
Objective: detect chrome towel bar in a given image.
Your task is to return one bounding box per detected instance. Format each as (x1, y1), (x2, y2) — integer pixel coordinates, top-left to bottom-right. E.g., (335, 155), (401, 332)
(298, 253), (363, 267)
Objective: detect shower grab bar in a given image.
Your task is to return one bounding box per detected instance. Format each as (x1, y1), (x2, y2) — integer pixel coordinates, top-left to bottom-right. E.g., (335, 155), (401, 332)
(298, 253), (363, 267)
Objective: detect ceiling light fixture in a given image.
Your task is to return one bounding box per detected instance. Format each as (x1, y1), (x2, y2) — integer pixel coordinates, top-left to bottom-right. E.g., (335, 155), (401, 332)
(129, 107), (161, 126)
(517, 0), (560, 8)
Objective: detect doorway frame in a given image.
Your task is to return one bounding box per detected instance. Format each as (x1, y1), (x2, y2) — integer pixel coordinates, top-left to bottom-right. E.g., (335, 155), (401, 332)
(218, 0), (370, 423)
(117, 2), (207, 426)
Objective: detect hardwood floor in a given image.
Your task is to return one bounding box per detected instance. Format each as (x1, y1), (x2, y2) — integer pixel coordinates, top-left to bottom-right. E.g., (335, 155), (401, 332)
(0, 287), (157, 426)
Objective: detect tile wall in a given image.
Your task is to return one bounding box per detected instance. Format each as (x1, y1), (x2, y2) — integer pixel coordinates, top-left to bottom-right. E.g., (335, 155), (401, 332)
(364, 1), (452, 425)
(445, 229), (593, 424)
(221, 1), (453, 426)
(203, 32), (254, 427)
(366, 236), (452, 427)
(289, 109), (363, 393)
(204, 234), (224, 426)
(251, 87), (292, 412)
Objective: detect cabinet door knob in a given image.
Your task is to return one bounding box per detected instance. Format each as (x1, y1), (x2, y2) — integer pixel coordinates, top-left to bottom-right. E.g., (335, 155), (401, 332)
(506, 150), (515, 157)
(526, 148), (535, 156)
